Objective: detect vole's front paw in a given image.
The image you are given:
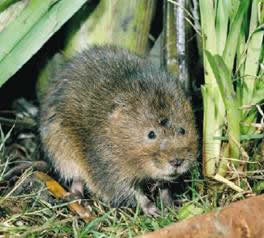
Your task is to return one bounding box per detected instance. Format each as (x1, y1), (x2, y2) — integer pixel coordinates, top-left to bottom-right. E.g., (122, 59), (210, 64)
(141, 201), (161, 217)
(136, 191), (160, 217)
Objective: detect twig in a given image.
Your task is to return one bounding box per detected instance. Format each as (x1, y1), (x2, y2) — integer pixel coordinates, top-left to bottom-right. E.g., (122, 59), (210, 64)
(213, 174), (244, 193)
(34, 171), (94, 222)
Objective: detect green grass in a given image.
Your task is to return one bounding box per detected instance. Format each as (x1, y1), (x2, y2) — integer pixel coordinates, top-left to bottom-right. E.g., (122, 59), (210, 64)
(1, 104), (262, 237)
(0, 176), (203, 237)
(0, 118), (208, 237)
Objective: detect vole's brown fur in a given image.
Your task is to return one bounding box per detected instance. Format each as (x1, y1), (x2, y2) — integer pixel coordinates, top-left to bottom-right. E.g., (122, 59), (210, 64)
(39, 45), (198, 216)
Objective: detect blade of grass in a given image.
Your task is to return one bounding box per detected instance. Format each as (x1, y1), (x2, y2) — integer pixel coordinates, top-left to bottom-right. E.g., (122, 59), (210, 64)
(199, 0), (217, 85)
(243, 0), (264, 105)
(252, 87), (264, 105)
(0, 0), (59, 62)
(236, 18), (247, 81)
(206, 51), (240, 160)
(226, 0), (240, 20)
(215, 0), (229, 55)
(0, 0), (87, 87)
(223, 0), (250, 72)
(200, 0), (225, 176)
(201, 85), (224, 176)
(0, 0), (19, 13)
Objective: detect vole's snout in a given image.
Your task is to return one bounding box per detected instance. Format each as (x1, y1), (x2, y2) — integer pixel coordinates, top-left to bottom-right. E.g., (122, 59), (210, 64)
(169, 158), (184, 168)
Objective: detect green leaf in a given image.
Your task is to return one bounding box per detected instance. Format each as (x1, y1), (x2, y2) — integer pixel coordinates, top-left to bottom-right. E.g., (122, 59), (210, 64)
(252, 87), (264, 104)
(215, 0), (229, 54)
(205, 51), (233, 99)
(177, 203), (204, 220)
(0, 0), (19, 13)
(214, 133), (264, 141)
(0, 0), (59, 62)
(205, 51), (240, 158)
(199, 0), (217, 86)
(223, 0), (250, 71)
(0, 0), (87, 87)
(242, 0), (264, 105)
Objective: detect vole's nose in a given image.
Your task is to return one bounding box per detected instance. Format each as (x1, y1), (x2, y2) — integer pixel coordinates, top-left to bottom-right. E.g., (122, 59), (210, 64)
(169, 158), (184, 168)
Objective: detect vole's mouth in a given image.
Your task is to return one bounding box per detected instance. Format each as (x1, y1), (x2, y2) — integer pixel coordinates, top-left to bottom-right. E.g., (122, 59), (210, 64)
(155, 159), (193, 181)
(173, 159), (193, 174)
(161, 174), (180, 181)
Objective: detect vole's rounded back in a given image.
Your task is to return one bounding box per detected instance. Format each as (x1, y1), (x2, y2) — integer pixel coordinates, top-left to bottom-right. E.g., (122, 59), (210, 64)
(39, 45), (198, 212)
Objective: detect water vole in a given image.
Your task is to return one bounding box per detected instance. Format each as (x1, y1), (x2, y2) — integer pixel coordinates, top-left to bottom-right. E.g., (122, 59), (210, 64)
(39, 45), (198, 216)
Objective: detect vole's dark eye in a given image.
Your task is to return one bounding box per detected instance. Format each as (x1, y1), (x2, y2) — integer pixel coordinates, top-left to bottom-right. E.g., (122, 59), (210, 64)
(148, 131), (156, 139)
(160, 118), (169, 127)
(177, 127), (186, 135)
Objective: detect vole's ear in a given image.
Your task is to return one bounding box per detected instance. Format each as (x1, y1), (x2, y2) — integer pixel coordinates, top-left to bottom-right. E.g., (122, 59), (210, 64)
(108, 96), (128, 122)
(109, 105), (124, 122)
(113, 95), (126, 106)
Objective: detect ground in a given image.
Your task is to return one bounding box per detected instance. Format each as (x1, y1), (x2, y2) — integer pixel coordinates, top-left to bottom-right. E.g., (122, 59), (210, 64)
(0, 98), (205, 237)
(1, 98), (261, 237)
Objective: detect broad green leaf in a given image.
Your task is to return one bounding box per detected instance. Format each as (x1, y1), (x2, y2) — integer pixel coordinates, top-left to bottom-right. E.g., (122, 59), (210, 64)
(0, 0), (59, 62)
(243, 0), (264, 105)
(223, 0), (250, 71)
(0, 0), (87, 87)
(0, 0), (19, 13)
(199, 0), (217, 86)
(205, 51), (233, 98)
(215, 0), (229, 54)
(205, 51), (240, 158)
(252, 87), (264, 105)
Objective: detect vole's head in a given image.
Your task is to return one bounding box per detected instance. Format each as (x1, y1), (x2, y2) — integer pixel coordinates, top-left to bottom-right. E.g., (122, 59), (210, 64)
(107, 75), (198, 181)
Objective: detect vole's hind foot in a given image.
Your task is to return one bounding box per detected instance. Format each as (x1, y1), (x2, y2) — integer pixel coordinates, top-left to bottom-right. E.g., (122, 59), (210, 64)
(63, 192), (82, 203)
(62, 192), (93, 215)
(70, 179), (85, 197)
(63, 179), (85, 204)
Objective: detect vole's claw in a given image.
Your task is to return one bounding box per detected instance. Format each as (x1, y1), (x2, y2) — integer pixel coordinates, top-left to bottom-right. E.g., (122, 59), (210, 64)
(137, 192), (161, 217)
(142, 205), (161, 217)
(62, 192), (82, 204)
(62, 180), (84, 204)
